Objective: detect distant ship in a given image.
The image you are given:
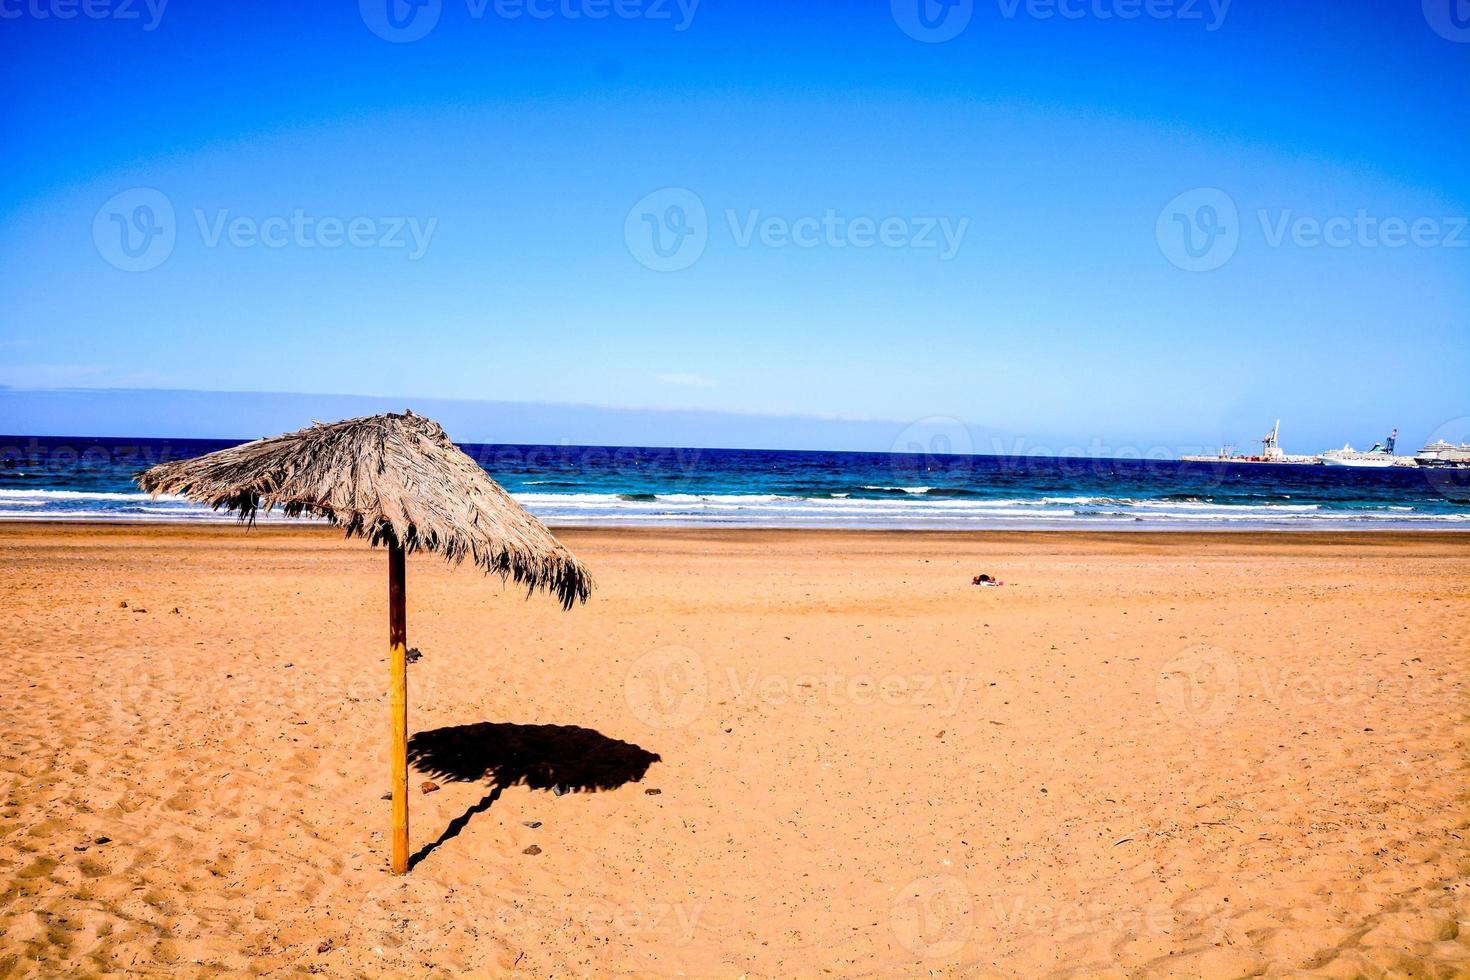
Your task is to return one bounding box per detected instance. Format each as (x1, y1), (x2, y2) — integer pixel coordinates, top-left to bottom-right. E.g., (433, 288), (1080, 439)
(1180, 421), (1320, 465)
(1415, 439), (1470, 469)
(1320, 429), (1413, 468)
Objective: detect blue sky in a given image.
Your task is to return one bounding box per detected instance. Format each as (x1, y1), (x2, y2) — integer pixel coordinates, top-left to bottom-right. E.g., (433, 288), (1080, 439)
(0, 0), (1466, 452)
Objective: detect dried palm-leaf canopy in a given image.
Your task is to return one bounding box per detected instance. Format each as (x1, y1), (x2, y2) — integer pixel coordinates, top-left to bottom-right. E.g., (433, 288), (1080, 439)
(137, 411), (591, 607)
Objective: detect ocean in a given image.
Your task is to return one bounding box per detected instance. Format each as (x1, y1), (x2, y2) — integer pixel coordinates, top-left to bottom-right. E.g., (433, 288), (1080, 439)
(2, 435), (1469, 530)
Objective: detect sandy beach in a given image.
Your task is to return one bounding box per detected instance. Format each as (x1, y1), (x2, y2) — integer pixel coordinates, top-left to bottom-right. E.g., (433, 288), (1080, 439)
(1, 522), (1467, 977)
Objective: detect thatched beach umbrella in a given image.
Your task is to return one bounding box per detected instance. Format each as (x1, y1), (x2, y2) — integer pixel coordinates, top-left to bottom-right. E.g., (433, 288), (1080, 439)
(137, 411), (592, 874)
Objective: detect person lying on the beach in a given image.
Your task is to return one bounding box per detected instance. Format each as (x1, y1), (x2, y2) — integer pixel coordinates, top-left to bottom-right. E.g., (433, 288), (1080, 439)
(972, 574), (1004, 586)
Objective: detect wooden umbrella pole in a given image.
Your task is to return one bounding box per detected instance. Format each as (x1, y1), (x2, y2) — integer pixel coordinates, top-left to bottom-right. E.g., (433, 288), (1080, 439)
(388, 541), (409, 875)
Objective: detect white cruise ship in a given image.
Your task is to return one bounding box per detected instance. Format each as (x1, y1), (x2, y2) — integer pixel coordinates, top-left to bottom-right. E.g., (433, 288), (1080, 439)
(1415, 439), (1470, 469)
(1320, 429), (1412, 468)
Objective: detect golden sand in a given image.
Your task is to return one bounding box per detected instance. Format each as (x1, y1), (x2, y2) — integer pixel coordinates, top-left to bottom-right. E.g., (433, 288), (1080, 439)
(1, 524), (1467, 976)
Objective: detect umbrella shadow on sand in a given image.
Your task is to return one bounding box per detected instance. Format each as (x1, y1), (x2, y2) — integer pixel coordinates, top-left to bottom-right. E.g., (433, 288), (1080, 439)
(406, 722), (661, 868)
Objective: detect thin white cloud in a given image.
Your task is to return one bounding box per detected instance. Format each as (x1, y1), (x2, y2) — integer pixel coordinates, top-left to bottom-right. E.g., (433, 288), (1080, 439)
(655, 372), (718, 389)
(0, 364), (173, 388)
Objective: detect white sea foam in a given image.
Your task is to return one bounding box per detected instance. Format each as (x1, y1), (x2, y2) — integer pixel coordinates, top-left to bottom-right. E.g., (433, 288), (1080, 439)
(0, 486), (1465, 529)
(0, 488), (163, 502)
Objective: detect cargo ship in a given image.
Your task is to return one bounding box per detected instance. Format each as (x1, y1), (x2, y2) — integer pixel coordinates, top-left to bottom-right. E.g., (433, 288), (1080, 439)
(1180, 421), (1321, 465)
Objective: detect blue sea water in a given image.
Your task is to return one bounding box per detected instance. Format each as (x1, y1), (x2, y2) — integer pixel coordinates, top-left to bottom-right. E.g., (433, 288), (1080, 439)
(2, 435), (1469, 530)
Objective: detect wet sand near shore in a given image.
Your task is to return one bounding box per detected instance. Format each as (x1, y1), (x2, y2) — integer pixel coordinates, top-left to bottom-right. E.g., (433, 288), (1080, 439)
(2, 523), (1468, 977)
